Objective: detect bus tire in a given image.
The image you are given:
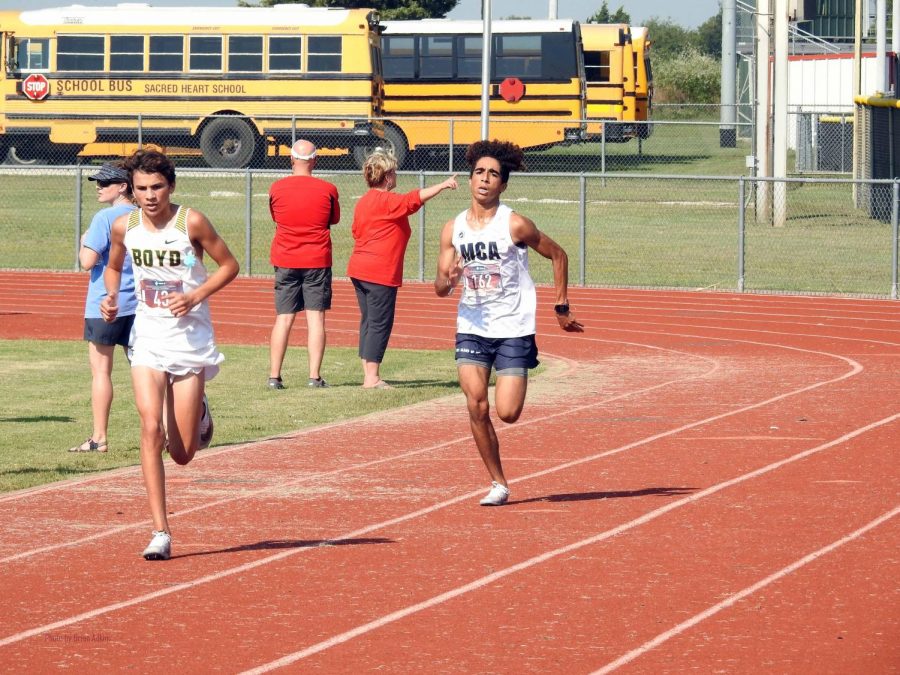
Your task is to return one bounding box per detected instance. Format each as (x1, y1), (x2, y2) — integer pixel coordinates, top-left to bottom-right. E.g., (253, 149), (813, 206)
(352, 125), (408, 169)
(199, 117), (258, 168)
(4, 140), (46, 165)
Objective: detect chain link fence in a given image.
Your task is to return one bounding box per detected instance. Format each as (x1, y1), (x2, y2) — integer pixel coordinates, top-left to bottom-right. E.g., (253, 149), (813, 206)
(794, 110), (854, 174)
(1, 164), (896, 298)
(2, 113), (755, 176)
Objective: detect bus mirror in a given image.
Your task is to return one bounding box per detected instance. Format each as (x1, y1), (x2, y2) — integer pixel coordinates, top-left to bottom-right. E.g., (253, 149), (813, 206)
(4, 35), (17, 74)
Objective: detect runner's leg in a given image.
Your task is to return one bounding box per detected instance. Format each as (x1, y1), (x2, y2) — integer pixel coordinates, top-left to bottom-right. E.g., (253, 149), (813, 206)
(131, 365), (169, 533)
(458, 364), (507, 487)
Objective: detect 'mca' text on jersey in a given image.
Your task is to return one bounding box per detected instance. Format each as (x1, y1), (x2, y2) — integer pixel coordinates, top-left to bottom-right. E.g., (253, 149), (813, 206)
(459, 241), (501, 263)
(131, 249), (182, 267)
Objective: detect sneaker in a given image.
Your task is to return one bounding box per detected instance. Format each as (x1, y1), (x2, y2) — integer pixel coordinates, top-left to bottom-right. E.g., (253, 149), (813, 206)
(142, 531), (172, 561)
(199, 394), (213, 449)
(308, 377), (329, 388)
(479, 481), (510, 506)
(267, 377), (285, 390)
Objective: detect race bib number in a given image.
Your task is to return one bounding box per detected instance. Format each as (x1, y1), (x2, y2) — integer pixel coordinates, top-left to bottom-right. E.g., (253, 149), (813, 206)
(461, 262), (502, 304)
(140, 279), (183, 309)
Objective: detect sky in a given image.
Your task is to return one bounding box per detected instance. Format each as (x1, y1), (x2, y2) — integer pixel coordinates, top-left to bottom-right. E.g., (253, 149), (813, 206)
(0, 1), (721, 29)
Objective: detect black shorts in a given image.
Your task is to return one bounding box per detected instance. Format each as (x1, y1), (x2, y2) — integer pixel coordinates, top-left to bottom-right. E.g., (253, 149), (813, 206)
(84, 315), (135, 347)
(274, 266), (332, 314)
(455, 333), (539, 375)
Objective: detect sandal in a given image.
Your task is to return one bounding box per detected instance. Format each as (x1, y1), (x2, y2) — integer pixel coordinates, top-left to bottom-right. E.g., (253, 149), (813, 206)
(68, 438), (108, 453)
(363, 380), (394, 390)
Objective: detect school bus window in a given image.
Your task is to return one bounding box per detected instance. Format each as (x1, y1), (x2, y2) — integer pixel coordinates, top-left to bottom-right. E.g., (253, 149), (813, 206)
(228, 35), (262, 72)
(190, 35), (222, 71)
(308, 35), (341, 72)
(149, 35), (183, 71)
(458, 36), (481, 78)
(15, 38), (50, 71)
(268, 35), (301, 71)
(383, 36), (414, 78)
(495, 35), (541, 79)
(110, 35), (144, 72)
(57, 35), (104, 71)
(540, 34), (577, 79)
(420, 36), (452, 78)
(584, 50), (610, 83)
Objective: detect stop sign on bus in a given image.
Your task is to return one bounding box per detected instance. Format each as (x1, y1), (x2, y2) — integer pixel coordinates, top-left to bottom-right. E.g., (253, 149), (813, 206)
(22, 74), (50, 101)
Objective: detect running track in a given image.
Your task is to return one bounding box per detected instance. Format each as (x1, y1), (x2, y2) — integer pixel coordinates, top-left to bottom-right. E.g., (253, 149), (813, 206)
(0, 271), (898, 672)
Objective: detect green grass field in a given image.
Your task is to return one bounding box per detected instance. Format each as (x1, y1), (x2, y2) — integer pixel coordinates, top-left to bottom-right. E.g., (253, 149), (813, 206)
(0, 340), (463, 493)
(0, 119), (896, 296)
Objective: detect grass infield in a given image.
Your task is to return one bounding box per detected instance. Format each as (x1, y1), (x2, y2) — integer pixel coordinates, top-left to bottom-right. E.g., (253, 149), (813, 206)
(0, 339), (464, 493)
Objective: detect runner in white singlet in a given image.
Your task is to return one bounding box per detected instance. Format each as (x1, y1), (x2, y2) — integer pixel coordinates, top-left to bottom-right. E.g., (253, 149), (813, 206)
(101, 150), (239, 560)
(125, 205), (223, 378)
(435, 140), (583, 507)
(452, 203), (536, 338)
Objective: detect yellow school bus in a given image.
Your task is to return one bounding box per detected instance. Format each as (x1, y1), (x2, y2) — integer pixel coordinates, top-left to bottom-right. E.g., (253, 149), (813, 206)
(380, 19), (586, 167)
(581, 22), (652, 141)
(0, 4), (383, 167)
(631, 26), (653, 138)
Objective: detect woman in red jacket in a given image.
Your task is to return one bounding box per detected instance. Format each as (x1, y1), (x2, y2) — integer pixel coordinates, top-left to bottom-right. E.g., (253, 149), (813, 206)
(348, 149), (457, 388)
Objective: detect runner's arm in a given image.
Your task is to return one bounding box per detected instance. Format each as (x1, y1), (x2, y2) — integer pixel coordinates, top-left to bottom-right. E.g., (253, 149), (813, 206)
(434, 219), (461, 297)
(511, 213), (584, 332)
(165, 210), (239, 317)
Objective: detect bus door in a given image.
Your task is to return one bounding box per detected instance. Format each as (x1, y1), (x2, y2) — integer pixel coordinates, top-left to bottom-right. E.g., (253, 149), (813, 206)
(583, 24), (630, 141)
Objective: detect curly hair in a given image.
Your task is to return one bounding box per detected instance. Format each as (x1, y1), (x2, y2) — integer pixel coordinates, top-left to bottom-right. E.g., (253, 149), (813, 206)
(465, 140), (526, 183)
(362, 148), (398, 188)
(126, 149), (176, 186)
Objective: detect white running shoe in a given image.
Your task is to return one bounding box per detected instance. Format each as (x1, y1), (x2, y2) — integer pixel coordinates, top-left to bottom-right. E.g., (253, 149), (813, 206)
(479, 481), (510, 506)
(199, 394), (213, 449)
(142, 531), (172, 561)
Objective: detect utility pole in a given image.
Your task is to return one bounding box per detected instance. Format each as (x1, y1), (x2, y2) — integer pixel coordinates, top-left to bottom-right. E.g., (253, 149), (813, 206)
(773, 0), (788, 227)
(480, 0), (492, 140)
(721, 0), (737, 147)
(756, 0), (773, 221)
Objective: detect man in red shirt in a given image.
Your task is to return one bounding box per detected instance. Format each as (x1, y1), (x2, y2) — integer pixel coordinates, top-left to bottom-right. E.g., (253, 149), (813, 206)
(268, 139), (340, 389)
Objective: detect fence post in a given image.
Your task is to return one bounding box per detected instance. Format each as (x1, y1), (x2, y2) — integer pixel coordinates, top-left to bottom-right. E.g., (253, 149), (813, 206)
(892, 179), (899, 299)
(579, 174), (586, 286)
(601, 129), (607, 183)
(291, 115), (296, 146)
(245, 169), (253, 277)
(137, 113), (142, 149)
(449, 119), (455, 173)
(418, 172), (426, 281)
(74, 167), (83, 271)
(738, 177), (746, 292)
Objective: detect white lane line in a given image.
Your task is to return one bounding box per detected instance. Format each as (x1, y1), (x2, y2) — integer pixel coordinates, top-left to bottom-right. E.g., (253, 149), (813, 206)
(3, 399), (890, 656)
(0, 343), (708, 560)
(240, 413), (900, 673)
(0, 327), (862, 559)
(592, 504), (900, 674)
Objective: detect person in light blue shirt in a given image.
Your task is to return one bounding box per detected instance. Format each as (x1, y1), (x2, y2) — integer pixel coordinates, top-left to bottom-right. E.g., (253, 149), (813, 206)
(69, 161), (137, 453)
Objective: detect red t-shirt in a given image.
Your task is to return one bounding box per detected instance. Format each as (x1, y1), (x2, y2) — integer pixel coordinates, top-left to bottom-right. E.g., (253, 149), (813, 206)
(347, 188), (423, 287)
(269, 174), (340, 268)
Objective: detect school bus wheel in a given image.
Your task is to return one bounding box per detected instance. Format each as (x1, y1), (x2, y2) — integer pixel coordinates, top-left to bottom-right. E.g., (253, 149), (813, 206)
(199, 117), (259, 169)
(352, 124), (408, 170)
(4, 138), (49, 165)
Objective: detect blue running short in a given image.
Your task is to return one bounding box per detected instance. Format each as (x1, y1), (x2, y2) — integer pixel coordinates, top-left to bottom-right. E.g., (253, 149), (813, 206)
(455, 333), (539, 376)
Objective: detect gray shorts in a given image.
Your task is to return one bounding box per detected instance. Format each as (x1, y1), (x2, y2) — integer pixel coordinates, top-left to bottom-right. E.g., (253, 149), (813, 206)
(274, 266), (332, 314)
(84, 315), (135, 347)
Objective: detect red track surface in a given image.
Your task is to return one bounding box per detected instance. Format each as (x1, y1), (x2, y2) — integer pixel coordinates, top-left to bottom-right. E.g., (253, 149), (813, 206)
(0, 271), (898, 672)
